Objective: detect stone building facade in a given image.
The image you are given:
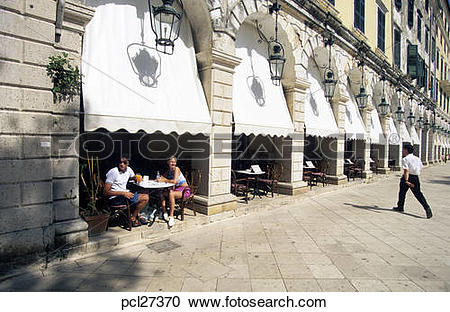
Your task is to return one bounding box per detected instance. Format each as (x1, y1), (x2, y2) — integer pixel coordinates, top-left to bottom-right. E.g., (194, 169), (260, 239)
(1, 0), (449, 263)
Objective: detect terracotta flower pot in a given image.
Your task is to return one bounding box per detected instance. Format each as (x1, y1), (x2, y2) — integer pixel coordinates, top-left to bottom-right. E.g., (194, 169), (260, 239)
(83, 213), (109, 236)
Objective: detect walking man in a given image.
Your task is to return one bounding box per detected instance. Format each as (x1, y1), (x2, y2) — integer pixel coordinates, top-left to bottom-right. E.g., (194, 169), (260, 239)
(393, 144), (433, 219)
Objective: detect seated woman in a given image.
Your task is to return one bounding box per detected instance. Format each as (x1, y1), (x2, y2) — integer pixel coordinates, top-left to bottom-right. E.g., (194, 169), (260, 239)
(157, 156), (191, 227)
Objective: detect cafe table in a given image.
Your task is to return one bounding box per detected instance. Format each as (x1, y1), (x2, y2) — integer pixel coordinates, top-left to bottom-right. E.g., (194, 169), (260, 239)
(235, 169), (266, 199)
(132, 180), (175, 226)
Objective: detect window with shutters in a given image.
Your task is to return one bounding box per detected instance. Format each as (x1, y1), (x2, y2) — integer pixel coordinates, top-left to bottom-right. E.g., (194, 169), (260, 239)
(425, 27), (429, 52)
(394, 28), (401, 68)
(354, 0), (365, 33)
(407, 43), (418, 79)
(377, 8), (385, 52)
(417, 12), (422, 42)
(432, 37), (436, 62)
(424, 64), (428, 91)
(441, 56), (444, 80)
(425, 0), (429, 12)
(407, 0), (414, 28)
(395, 0), (402, 10)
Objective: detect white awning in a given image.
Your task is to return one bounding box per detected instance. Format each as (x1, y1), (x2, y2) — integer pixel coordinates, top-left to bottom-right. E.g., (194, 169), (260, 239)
(82, 1), (211, 134)
(410, 127), (420, 145)
(232, 23), (294, 137)
(370, 108), (385, 144)
(399, 122), (412, 143)
(343, 83), (367, 140)
(304, 63), (339, 138)
(388, 117), (401, 145)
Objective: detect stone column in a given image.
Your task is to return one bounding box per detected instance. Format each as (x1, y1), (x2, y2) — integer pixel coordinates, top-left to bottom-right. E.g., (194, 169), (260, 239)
(377, 115), (390, 173)
(428, 131), (435, 164)
(52, 2), (94, 248)
(278, 78), (310, 195)
(356, 106), (373, 178)
(326, 85), (347, 184)
(0, 1), (93, 261)
(194, 48), (240, 215)
(421, 129), (429, 165)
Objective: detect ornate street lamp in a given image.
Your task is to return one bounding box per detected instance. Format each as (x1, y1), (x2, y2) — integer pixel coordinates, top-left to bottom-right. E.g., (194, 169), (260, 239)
(423, 117), (431, 131)
(355, 60), (368, 109)
(267, 1), (285, 86)
(322, 18), (337, 101)
(407, 95), (415, 126)
(395, 104), (405, 122)
(417, 116), (424, 129)
(394, 87), (405, 122)
(148, 0), (184, 55)
(417, 101), (424, 129)
(378, 76), (389, 116)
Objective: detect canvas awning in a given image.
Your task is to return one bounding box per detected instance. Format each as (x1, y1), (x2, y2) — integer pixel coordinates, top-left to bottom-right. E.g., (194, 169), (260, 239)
(343, 83), (367, 140)
(304, 63), (339, 138)
(370, 108), (385, 144)
(82, 1), (211, 134)
(388, 117), (401, 145)
(410, 127), (420, 145)
(232, 22), (294, 137)
(399, 122), (412, 143)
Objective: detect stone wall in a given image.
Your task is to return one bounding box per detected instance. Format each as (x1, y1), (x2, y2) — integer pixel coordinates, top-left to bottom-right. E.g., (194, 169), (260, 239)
(0, 0), (93, 262)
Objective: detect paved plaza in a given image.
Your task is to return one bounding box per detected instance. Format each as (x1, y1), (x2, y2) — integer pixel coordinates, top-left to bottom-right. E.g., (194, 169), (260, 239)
(1, 164), (450, 292)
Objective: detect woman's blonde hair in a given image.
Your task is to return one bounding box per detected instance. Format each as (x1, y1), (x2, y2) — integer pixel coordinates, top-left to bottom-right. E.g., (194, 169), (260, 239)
(168, 156), (177, 163)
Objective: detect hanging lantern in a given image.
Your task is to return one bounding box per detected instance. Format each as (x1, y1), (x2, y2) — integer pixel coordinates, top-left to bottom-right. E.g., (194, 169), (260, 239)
(395, 105), (405, 122)
(267, 0), (286, 85)
(148, 0), (184, 55)
(417, 116), (424, 129)
(407, 111), (415, 126)
(407, 95), (415, 126)
(355, 85), (368, 109)
(378, 97), (389, 116)
(323, 67), (337, 100)
(423, 118), (431, 130)
(355, 62), (368, 109)
(268, 39), (285, 86)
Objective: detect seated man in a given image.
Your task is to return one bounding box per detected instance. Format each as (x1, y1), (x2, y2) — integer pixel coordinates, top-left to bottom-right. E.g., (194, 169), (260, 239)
(103, 155), (149, 227)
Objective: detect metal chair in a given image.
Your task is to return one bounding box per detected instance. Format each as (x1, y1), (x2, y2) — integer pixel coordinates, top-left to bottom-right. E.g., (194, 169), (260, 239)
(174, 169), (201, 221)
(231, 169), (250, 204)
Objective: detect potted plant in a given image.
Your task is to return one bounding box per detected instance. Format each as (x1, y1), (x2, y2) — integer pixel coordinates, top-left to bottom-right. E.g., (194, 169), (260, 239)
(80, 153), (109, 236)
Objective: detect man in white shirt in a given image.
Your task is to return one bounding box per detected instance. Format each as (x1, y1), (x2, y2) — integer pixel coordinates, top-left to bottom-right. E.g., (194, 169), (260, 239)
(104, 155), (149, 226)
(393, 145), (432, 219)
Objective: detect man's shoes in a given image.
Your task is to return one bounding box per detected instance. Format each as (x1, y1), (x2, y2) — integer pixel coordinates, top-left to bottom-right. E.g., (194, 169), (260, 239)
(168, 217), (175, 228)
(392, 207), (404, 212)
(426, 208), (433, 219)
(138, 215), (148, 225)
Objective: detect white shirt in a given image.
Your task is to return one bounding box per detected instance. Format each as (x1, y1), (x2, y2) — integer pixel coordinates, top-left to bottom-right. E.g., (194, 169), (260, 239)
(401, 153), (423, 176)
(105, 167), (135, 198)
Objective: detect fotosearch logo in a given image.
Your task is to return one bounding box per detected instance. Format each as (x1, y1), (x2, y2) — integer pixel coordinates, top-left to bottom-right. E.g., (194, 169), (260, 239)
(389, 133), (400, 145)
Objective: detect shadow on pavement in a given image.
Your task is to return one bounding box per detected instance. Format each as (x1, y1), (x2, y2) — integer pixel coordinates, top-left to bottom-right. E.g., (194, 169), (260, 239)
(344, 203), (424, 219)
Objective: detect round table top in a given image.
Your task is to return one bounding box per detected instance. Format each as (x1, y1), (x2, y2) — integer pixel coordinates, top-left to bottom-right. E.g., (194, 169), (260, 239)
(235, 170), (265, 175)
(133, 181), (174, 189)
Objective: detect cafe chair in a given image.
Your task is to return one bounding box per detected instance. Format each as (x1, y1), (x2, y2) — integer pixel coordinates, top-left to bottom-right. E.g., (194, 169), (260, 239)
(259, 163), (283, 197)
(231, 169), (250, 204)
(174, 169), (201, 221)
(108, 202), (132, 231)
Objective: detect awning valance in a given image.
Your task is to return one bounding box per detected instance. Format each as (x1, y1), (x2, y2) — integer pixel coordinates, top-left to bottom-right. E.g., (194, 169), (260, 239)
(304, 64), (339, 138)
(370, 108), (385, 144)
(343, 83), (367, 140)
(410, 127), (420, 145)
(388, 117), (401, 145)
(82, 1), (211, 134)
(232, 23), (294, 137)
(399, 122), (412, 143)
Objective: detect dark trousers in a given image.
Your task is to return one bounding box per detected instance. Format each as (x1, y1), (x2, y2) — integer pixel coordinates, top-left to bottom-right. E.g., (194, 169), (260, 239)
(397, 175), (430, 211)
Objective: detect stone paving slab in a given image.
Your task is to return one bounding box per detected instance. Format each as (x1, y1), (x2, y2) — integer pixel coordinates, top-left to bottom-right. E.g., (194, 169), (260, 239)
(1, 164), (450, 292)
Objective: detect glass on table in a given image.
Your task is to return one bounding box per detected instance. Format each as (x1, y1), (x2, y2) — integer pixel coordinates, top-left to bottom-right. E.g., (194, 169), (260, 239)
(135, 173), (143, 183)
